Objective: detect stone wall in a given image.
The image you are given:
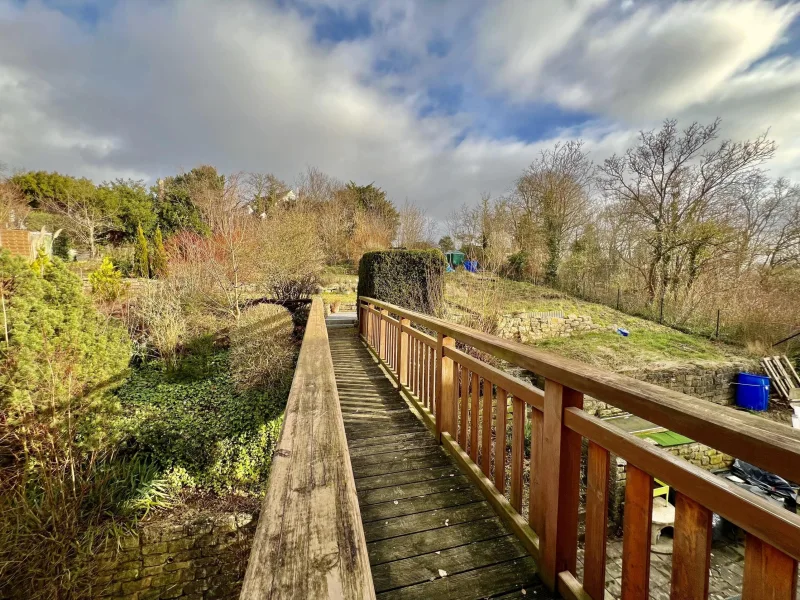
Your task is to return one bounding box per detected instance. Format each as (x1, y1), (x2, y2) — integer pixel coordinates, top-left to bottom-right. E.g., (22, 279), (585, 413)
(496, 312), (601, 342)
(94, 511), (256, 599)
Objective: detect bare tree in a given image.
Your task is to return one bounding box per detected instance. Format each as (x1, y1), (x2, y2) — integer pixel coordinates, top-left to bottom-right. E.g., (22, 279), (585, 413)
(599, 119), (775, 304)
(396, 201), (435, 248)
(513, 140), (594, 285)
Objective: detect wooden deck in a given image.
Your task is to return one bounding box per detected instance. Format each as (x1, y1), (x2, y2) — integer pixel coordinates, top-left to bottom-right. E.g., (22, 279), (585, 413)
(329, 327), (552, 600)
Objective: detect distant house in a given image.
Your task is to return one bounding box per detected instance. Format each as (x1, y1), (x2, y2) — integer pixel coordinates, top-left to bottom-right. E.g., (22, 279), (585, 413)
(0, 229), (54, 260)
(247, 190), (298, 218)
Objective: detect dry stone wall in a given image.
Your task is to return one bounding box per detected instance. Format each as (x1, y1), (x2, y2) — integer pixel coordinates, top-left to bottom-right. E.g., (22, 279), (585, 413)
(94, 511), (256, 600)
(497, 312), (601, 342)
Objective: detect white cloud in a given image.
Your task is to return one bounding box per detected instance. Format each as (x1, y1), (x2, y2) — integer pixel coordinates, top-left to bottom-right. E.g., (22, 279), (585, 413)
(1, 0), (800, 221)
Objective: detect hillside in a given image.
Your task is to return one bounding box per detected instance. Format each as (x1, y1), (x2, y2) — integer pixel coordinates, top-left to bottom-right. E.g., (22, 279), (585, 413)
(445, 272), (754, 373)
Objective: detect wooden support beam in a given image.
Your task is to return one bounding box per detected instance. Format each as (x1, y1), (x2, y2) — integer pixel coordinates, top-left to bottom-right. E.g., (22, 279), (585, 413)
(436, 333), (455, 442)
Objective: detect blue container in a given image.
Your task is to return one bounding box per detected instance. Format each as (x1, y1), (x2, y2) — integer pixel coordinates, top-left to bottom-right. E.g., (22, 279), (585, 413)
(735, 373), (770, 411)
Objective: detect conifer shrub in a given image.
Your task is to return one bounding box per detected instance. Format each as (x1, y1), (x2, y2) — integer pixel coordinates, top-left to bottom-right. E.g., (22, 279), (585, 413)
(89, 256), (124, 301)
(357, 249), (446, 315)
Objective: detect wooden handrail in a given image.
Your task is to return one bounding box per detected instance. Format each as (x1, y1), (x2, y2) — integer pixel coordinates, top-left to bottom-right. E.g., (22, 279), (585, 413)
(360, 296), (800, 483)
(359, 296), (800, 600)
(241, 298), (375, 600)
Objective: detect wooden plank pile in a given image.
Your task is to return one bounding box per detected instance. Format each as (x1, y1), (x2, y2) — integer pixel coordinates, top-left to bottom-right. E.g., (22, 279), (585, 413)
(760, 355), (800, 402)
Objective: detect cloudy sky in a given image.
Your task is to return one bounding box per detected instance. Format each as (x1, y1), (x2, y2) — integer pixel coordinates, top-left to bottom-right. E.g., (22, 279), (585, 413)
(2, 0), (800, 218)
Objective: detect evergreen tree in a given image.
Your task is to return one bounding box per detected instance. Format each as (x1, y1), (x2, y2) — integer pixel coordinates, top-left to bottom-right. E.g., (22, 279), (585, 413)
(134, 222), (150, 278)
(151, 226), (168, 278)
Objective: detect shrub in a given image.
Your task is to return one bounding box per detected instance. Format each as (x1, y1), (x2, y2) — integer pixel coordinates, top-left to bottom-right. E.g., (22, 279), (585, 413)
(0, 250), (132, 598)
(357, 249), (446, 315)
(132, 282), (186, 369)
(118, 347), (291, 494)
(89, 256), (124, 301)
(133, 222), (149, 278)
(150, 226), (168, 278)
(229, 303), (295, 391)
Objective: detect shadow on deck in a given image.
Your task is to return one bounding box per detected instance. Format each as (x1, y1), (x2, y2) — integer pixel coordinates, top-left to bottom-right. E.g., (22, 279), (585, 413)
(329, 327), (552, 600)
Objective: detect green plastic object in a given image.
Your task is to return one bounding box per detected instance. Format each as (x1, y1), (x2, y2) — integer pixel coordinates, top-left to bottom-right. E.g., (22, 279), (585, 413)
(642, 430), (694, 447)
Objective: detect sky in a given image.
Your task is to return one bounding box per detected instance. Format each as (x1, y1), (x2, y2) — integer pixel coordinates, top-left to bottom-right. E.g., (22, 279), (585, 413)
(2, 0), (800, 220)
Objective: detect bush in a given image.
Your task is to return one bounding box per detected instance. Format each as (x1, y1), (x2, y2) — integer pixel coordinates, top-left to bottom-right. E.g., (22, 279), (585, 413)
(229, 304), (295, 391)
(132, 282), (186, 369)
(89, 256), (124, 301)
(357, 249), (445, 315)
(0, 250), (132, 598)
(118, 347), (291, 494)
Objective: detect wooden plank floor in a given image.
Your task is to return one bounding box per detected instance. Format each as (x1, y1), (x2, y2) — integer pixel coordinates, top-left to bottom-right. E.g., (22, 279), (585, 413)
(328, 327), (553, 600)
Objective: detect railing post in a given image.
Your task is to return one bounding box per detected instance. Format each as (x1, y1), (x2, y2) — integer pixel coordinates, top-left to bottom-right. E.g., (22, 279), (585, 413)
(366, 303), (374, 346)
(539, 379), (583, 591)
(398, 318), (410, 386)
(379, 309), (388, 360)
(436, 333), (455, 442)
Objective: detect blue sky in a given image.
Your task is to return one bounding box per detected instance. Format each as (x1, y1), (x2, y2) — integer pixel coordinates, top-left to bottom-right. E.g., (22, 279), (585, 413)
(2, 0), (800, 218)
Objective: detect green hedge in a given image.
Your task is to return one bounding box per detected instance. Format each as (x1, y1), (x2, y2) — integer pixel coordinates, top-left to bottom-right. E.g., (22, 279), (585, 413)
(357, 249), (445, 315)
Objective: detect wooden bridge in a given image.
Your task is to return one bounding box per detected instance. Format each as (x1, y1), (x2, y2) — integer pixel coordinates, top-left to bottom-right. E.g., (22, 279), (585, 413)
(241, 297), (800, 600)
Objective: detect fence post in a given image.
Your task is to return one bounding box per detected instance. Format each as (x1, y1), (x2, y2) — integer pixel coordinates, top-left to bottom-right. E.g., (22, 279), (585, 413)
(379, 309), (388, 360)
(715, 309), (720, 339)
(539, 379), (584, 591)
(436, 333), (455, 442)
(616, 288), (621, 311)
(398, 318), (410, 386)
(366, 303), (374, 346)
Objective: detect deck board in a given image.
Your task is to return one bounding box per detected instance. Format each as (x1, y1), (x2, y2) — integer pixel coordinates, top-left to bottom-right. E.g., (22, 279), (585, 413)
(328, 327), (552, 600)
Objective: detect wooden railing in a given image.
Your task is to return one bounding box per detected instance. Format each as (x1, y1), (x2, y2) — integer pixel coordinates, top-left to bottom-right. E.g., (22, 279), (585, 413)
(241, 298), (375, 600)
(359, 297), (800, 600)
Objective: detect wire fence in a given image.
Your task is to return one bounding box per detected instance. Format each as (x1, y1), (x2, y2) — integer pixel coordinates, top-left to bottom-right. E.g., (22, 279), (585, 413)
(556, 280), (800, 355)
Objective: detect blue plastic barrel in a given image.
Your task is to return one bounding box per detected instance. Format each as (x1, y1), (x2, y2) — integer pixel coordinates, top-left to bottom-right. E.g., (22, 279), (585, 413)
(735, 373), (770, 411)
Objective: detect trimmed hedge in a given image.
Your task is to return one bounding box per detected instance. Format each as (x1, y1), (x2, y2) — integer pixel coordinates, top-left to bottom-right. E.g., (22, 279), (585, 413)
(357, 249), (446, 315)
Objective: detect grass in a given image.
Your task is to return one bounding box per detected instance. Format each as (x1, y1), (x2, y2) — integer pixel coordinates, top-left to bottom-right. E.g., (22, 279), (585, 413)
(321, 291), (357, 305)
(445, 271), (752, 371)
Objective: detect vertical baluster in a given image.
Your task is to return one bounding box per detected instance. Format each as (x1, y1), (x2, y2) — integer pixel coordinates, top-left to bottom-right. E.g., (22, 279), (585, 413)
(422, 343), (429, 408)
(366, 304), (373, 346)
(539, 380), (583, 590)
(379, 309), (388, 360)
(494, 388), (507, 493)
(741, 534), (798, 600)
(398, 318), (409, 386)
(427, 345), (434, 412)
(436, 333), (456, 441)
(670, 493), (711, 600)
(621, 465), (653, 600)
(459, 368), (469, 447)
(529, 407), (544, 536)
(584, 442), (610, 600)
(510, 396), (524, 512)
(469, 372), (479, 461)
(412, 338), (418, 395)
(481, 379), (492, 477)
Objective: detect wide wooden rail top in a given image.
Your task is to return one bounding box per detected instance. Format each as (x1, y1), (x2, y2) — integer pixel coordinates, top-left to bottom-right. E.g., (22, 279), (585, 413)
(241, 298), (375, 600)
(360, 296), (800, 600)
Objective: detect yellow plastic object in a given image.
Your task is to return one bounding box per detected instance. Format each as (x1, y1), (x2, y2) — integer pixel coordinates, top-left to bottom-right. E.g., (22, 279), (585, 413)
(653, 478), (669, 500)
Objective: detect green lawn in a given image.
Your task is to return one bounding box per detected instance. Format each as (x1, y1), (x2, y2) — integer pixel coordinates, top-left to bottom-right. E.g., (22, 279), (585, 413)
(446, 272), (751, 371)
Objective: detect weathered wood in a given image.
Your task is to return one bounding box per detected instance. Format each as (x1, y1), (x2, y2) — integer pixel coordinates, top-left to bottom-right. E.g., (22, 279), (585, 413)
(564, 407), (800, 561)
(441, 431), (541, 563)
(495, 387), (508, 493)
(742, 534), (799, 600)
(367, 518), (510, 565)
(444, 345), (544, 411)
(437, 333), (456, 441)
(584, 442), (610, 600)
(370, 535), (527, 593)
(481, 379), (493, 477)
(363, 501), (494, 542)
(621, 465), (653, 600)
(670, 493), (711, 600)
(241, 298), (375, 600)
(460, 366), (470, 448)
(539, 380), (583, 589)
(359, 487), (485, 523)
(470, 372), (480, 462)
(375, 556), (541, 600)
(361, 297), (800, 483)
(351, 453), (451, 479)
(357, 475), (472, 505)
(398, 319), (409, 385)
(355, 464), (460, 491)
(529, 407), (544, 536)
(510, 396), (525, 512)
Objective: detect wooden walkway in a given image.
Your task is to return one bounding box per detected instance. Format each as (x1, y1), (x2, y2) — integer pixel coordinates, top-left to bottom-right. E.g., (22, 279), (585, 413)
(328, 327), (552, 600)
